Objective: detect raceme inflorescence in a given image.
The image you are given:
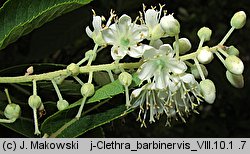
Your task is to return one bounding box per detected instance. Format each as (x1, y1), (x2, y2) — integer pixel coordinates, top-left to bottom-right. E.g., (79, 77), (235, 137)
(0, 4), (246, 136)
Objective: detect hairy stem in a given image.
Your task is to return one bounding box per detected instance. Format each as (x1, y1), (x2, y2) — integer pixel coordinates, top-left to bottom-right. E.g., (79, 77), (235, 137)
(0, 62), (142, 83)
(51, 79), (63, 100)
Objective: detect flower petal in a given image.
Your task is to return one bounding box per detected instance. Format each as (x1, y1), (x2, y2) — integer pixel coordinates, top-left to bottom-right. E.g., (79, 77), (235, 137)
(143, 46), (157, 60)
(149, 39), (163, 49)
(110, 46), (127, 60)
(117, 14), (132, 34)
(131, 24), (148, 42)
(159, 44), (173, 55)
(180, 74), (195, 84)
(102, 25), (117, 44)
(85, 26), (93, 38)
(138, 61), (158, 81)
(145, 9), (159, 28)
(154, 70), (167, 89)
(92, 16), (102, 31)
(168, 59), (187, 74)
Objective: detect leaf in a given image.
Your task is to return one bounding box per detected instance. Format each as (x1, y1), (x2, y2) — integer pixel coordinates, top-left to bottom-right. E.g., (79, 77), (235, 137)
(40, 76), (140, 137)
(0, 118), (35, 137)
(41, 104), (132, 137)
(68, 79), (125, 109)
(0, 0), (93, 50)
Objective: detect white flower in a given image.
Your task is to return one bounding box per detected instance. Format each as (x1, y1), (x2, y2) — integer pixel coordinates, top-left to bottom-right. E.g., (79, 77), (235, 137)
(143, 7), (166, 40)
(102, 15), (148, 60)
(138, 44), (187, 89)
(129, 73), (202, 126)
(86, 15), (106, 46)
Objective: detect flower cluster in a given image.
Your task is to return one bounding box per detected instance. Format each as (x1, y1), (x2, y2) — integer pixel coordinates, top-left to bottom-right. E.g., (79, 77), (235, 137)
(1, 4), (246, 136)
(84, 5), (247, 126)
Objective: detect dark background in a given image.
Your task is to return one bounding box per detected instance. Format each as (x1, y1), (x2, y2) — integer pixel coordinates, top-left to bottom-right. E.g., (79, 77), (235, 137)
(0, 0), (250, 137)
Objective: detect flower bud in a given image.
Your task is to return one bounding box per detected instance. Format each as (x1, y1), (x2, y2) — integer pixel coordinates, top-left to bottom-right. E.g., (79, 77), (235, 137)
(224, 55), (244, 75)
(173, 38), (192, 55)
(230, 11), (246, 29)
(226, 46), (239, 56)
(191, 64), (208, 79)
(197, 27), (212, 42)
(28, 95), (42, 109)
(67, 63), (80, 76)
(118, 72), (133, 86)
(4, 104), (21, 120)
(226, 70), (244, 88)
(57, 99), (69, 111)
(160, 15), (180, 36)
(81, 83), (95, 97)
(197, 46), (214, 64)
(200, 79), (216, 104)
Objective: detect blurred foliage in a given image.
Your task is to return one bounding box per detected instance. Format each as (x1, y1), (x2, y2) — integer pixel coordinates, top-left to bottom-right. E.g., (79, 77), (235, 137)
(0, 0), (250, 137)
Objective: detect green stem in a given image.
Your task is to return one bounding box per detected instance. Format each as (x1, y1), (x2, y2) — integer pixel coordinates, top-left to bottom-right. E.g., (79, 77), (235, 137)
(0, 118), (15, 123)
(4, 88), (12, 104)
(51, 79), (63, 100)
(33, 109), (41, 135)
(125, 86), (130, 108)
(33, 80), (37, 95)
(88, 71), (93, 83)
(215, 51), (225, 65)
(180, 52), (197, 61)
(107, 70), (115, 82)
(73, 76), (84, 85)
(0, 62), (142, 83)
(75, 96), (87, 119)
(219, 27), (235, 45)
(194, 58), (205, 80)
(198, 37), (204, 49)
(217, 48), (229, 58)
(76, 57), (88, 66)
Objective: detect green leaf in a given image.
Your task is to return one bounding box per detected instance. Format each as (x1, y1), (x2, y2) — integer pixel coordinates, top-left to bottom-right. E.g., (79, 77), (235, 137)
(68, 80), (125, 109)
(40, 76), (139, 137)
(0, 0), (92, 50)
(0, 118), (35, 137)
(41, 104), (132, 137)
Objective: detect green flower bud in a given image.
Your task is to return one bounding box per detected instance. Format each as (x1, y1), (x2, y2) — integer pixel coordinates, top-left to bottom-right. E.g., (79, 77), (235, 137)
(200, 79), (216, 104)
(160, 15), (180, 36)
(191, 64), (208, 79)
(173, 38), (192, 55)
(118, 72), (133, 86)
(226, 70), (244, 88)
(57, 99), (69, 111)
(224, 55), (244, 75)
(197, 46), (214, 64)
(28, 95), (42, 109)
(67, 63), (80, 76)
(230, 11), (246, 29)
(81, 83), (95, 97)
(4, 104), (21, 121)
(197, 27), (212, 42)
(226, 46), (239, 56)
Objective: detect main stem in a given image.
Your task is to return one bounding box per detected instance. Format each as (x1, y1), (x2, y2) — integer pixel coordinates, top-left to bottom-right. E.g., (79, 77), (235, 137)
(0, 62), (142, 83)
